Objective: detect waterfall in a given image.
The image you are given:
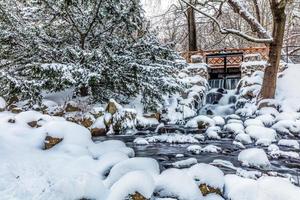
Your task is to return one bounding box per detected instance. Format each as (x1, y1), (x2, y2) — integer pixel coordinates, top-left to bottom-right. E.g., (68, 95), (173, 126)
(209, 78), (240, 90)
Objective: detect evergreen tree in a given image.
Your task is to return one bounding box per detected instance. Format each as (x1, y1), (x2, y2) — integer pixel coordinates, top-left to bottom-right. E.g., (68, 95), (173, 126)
(0, 0), (186, 111)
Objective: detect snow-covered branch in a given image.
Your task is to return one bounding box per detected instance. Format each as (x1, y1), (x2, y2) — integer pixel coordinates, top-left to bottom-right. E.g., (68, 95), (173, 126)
(179, 0), (273, 43)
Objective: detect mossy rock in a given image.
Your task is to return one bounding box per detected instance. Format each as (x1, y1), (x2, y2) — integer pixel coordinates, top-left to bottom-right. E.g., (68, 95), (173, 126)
(44, 136), (63, 149)
(129, 192), (147, 200)
(199, 184), (222, 196)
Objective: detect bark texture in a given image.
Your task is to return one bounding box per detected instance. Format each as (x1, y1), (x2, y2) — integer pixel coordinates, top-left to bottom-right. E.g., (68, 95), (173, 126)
(187, 5), (197, 51)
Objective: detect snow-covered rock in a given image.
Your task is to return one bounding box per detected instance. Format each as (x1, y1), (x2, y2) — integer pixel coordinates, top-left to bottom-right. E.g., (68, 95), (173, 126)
(155, 168), (203, 200)
(134, 137), (149, 145)
(244, 118), (264, 127)
(245, 125), (276, 142)
(278, 139), (299, 149)
(201, 145), (221, 153)
(212, 116), (225, 126)
(187, 145), (202, 154)
(146, 133), (199, 144)
(238, 148), (270, 168)
(187, 163), (224, 191)
(205, 126), (221, 140)
(185, 115), (215, 129)
(223, 123), (244, 135)
(235, 133), (252, 144)
(172, 158), (198, 168)
(225, 174), (300, 200)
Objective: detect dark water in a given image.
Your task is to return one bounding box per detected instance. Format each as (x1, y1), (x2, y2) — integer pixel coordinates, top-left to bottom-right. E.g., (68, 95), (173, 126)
(94, 132), (300, 185)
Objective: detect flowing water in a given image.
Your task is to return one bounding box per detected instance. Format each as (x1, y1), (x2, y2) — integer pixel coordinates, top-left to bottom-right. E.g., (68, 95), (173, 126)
(93, 78), (300, 185)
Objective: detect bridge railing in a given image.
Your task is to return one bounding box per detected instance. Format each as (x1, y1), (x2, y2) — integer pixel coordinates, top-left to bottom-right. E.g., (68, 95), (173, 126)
(181, 47), (269, 63)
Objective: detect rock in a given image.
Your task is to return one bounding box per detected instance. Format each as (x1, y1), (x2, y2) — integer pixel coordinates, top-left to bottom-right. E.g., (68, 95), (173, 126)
(44, 136), (63, 149)
(106, 99), (120, 115)
(65, 101), (81, 112)
(130, 192), (147, 200)
(80, 115), (95, 128)
(7, 95), (19, 105)
(8, 118), (15, 123)
(27, 121), (38, 128)
(199, 184), (222, 196)
(91, 128), (107, 137)
(113, 109), (137, 133)
(11, 107), (23, 114)
(143, 112), (161, 121)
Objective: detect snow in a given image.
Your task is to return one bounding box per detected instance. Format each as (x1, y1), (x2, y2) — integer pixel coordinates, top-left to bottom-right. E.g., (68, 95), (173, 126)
(276, 64), (300, 112)
(201, 144), (221, 153)
(244, 118), (264, 127)
(187, 163), (225, 190)
(255, 114), (276, 126)
(134, 137), (149, 145)
(0, 96), (6, 110)
(225, 174), (300, 200)
(238, 148), (270, 168)
(212, 116), (225, 126)
(91, 116), (106, 129)
(245, 125), (276, 142)
(172, 158), (198, 168)
(185, 115), (215, 129)
(146, 133), (199, 144)
(278, 139), (299, 149)
(205, 126), (221, 140)
(187, 145), (202, 154)
(223, 123), (244, 135)
(272, 120), (300, 136)
(235, 133), (252, 144)
(155, 168), (203, 200)
(104, 157), (160, 187)
(107, 171), (155, 200)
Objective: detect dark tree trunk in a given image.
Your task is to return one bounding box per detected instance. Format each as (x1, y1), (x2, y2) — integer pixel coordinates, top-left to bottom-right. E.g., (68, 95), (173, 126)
(260, 2), (287, 101)
(187, 5), (197, 51)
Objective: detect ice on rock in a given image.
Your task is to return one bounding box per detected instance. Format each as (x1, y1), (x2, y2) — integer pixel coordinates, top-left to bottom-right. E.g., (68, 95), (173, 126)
(245, 125), (276, 142)
(201, 145), (221, 153)
(225, 174), (300, 200)
(107, 171), (155, 200)
(172, 158), (198, 168)
(235, 133), (252, 144)
(155, 168), (203, 200)
(134, 137), (149, 145)
(212, 116), (225, 126)
(238, 148), (270, 168)
(187, 163), (225, 191)
(187, 145), (202, 154)
(104, 157), (160, 187)
(223, 123), (245, 135)
(278, 139), (299, 149)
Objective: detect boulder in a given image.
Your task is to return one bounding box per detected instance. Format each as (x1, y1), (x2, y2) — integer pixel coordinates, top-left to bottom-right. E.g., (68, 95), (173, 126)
(130, 192), (147, 200)
(106, 99), (121, 115)
(65, 101), (81, 112)
(44, 136), (63, 149)
(91, 128), (107, 137)
(27, 121), (38, 128)
(199, 184), (222, 196)
(113, 109), (137, 133)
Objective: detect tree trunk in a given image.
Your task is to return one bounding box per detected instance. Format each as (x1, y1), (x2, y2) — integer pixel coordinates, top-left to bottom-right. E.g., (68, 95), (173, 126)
(187, 5), (197, 51)
(260, 3), (287, 101)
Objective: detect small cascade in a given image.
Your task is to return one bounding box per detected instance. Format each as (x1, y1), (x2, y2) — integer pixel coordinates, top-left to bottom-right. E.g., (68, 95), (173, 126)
(209, 78), (240, 90)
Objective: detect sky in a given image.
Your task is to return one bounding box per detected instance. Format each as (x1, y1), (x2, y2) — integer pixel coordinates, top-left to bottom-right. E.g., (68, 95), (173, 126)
(141, 0), (175, 17)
